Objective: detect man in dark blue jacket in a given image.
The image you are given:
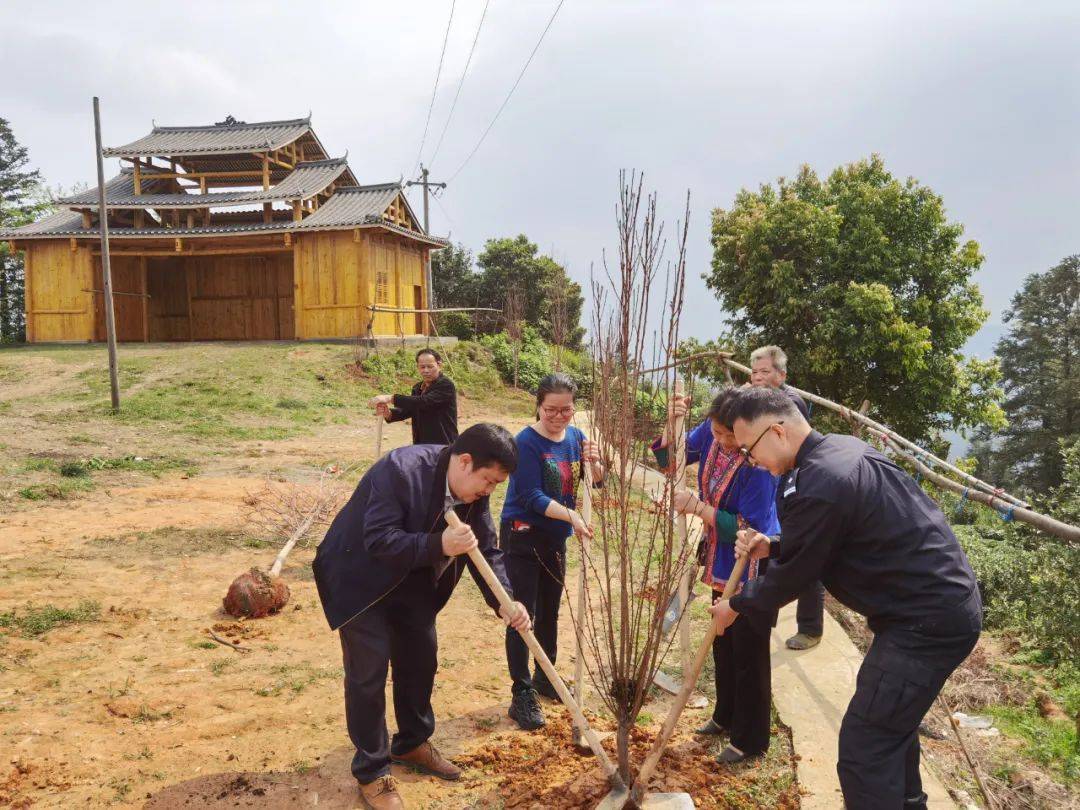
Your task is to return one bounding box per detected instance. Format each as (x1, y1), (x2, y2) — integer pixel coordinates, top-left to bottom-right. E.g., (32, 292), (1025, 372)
(712, 387), (981, 810)
(314, 423), (529, 810)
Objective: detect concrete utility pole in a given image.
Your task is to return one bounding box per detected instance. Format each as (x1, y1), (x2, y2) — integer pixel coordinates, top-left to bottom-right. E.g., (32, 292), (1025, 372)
(93, 96), (121, 412)
(406, 165), (446, 309)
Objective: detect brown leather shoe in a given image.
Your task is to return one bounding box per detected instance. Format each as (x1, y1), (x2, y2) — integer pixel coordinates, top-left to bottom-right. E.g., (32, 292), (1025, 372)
(359, 775), (404, 810)
(391, 741), (463, 781)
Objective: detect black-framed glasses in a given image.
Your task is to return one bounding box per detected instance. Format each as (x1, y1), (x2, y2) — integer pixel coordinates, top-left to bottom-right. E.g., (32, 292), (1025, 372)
(740, 421), (784, 465)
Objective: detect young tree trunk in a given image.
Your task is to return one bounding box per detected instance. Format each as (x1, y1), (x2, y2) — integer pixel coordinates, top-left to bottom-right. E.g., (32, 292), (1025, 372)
(0, 260), (9, 341)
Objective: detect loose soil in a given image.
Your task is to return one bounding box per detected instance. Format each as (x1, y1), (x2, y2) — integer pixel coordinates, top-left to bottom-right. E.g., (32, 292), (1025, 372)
(0, 344), (797, 808)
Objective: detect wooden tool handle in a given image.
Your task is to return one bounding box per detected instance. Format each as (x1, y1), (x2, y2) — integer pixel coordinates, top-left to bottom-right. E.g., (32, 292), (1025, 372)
(374, 415), (384, 459)
(443, 510), (624, 788)
(631, 552), (750, 800)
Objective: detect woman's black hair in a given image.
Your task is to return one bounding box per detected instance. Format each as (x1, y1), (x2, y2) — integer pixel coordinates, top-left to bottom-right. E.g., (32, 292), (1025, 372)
(416, 348), (442, 363)
(707, 387), (742, 430)
(535, 373), (578, 416)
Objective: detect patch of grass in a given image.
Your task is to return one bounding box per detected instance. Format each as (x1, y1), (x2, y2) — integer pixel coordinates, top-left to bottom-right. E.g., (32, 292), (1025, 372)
(275, 397), (308, 410)
(131, 704), (173, 724)
(89, 526), (272, 559)
(107, 677), (133, 699)
(255, 663), (342, 698)
(18, 478), (94, 500)
(209, 658), (234, 676)
(292, 760), (315, 774)
(191, 640), (216, 650)
(988, 703), (1080, 785)
(0, 600), (101, 637)
(107, 775), (132, 802)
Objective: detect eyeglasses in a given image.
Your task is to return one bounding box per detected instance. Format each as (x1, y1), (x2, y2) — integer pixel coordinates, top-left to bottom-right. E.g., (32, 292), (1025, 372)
(740, 421), (783, 465)
(541, 406), (575, 418)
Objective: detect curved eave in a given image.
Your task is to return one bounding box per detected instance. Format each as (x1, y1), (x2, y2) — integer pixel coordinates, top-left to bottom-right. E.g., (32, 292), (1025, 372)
(2, 221), (448, 248)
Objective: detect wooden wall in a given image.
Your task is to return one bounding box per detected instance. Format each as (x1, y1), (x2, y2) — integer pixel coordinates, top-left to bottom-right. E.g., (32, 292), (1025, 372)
(293, 230), (428, 339)
(23, 230), (428, 342)
(24, 241), (95, 342)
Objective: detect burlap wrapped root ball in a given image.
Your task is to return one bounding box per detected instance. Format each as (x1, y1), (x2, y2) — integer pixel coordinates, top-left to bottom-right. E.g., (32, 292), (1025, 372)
(223, 567), (290, 618)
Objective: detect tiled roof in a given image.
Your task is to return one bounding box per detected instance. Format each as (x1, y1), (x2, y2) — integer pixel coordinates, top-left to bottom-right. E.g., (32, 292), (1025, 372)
(102, 116), (312, 158)
(60, 159), (350, 209)
(0, 185), (446, 247)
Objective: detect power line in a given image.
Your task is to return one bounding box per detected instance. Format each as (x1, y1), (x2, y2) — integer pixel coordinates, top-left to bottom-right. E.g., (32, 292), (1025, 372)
(447, 0), (567, 183)
(428, 0), (491, 170)
(413, 0), (458, 176)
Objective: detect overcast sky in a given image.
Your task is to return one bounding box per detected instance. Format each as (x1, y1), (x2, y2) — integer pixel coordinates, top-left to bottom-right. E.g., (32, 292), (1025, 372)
(2, 0), (1077, 358)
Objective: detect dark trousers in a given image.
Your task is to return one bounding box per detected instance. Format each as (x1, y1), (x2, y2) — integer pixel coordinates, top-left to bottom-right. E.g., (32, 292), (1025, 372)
(502, 521), (566, 694)
(838, 624), (979, 809)
(795, 580), (825, 636)
(712, 597), (772, 756)
(339, 569), (438, 784)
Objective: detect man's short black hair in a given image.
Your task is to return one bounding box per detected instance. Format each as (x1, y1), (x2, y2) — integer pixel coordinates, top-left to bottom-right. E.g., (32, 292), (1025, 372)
(707, 387), (741, 429)
(416, 348), (442, 363)
(451, 423), (518, 473)
(726, 386), (801, 425)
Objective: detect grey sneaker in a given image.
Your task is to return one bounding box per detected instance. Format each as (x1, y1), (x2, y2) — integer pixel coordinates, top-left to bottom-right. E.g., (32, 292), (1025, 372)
(785, 633), (822, 650)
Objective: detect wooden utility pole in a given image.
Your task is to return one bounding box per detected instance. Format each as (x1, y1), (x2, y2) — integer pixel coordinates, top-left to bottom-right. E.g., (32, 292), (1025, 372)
(405, 165), (446, 309)
(93, 97), (121, 412)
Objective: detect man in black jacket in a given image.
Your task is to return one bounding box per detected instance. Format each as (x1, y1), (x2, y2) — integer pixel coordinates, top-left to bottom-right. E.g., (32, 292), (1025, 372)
(711, 387), (981, 810)
(314, 423), (529, 810)
(371, 348), (458, 446)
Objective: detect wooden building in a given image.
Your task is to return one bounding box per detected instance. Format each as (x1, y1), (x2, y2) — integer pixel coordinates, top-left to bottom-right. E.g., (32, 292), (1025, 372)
(0, 116), (445, 342)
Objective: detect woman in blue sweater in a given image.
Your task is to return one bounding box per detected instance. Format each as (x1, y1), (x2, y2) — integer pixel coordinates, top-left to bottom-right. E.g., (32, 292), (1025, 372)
(652, 387), (780, 763)
(502, 373), (603, 731)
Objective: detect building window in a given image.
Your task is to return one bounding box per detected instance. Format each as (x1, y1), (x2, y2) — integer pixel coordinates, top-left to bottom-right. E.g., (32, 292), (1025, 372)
(376, 270), (390, 304)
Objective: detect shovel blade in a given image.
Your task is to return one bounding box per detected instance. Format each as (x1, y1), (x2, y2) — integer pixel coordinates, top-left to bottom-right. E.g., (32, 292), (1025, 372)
(596, 790), (695, 810)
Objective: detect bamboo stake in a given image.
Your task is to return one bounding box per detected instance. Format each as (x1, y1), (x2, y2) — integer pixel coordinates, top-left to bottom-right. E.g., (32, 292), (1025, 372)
(938, 695), (998, 810)
(721, 357), (1029, 509)
(672, 377), (692, 678)
(631, 553), (749, 803)
(572, 449), (594, 747)
(871, 427), (1080, 545)
(443, 510), (625, 792)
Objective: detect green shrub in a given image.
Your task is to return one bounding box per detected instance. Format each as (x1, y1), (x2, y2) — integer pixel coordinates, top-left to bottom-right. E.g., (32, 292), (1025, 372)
(953, 440), (1080, 663)
(434, 311), (475, 340)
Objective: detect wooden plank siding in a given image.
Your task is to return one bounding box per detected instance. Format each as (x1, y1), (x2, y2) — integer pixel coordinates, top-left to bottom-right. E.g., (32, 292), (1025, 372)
(24, 241), (95, 342)
(21, 231), (429, 343)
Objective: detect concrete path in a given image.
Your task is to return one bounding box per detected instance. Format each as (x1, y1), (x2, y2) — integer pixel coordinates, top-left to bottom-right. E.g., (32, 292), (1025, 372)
(770, 603), (954, 808)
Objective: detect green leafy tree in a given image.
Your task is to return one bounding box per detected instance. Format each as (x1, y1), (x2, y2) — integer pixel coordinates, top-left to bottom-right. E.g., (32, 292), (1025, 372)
(431, 242), (479, 308)
(0, 119), (50, 343)
(706, 154), (1005, 441)
(973, 256), (1079, 493)
(477, 235), (585, 348)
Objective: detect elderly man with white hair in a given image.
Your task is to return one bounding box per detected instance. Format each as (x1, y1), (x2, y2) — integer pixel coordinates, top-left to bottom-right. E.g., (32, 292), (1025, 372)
(748, 345), (823, 650)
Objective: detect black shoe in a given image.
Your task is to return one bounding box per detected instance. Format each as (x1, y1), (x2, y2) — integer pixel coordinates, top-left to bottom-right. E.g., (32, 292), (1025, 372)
(695, 718), (726, 736)
(532, 675), (561, 702)
(508, 688), (545, 731)
(716, 745), (747, 764)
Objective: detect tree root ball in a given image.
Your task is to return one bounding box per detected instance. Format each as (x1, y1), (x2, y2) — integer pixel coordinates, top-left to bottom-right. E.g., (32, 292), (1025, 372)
(223, 568), (290, 618)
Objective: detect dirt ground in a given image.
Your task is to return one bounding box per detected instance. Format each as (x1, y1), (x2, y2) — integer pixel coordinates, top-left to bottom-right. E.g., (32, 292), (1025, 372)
(0, 396), (796, 809)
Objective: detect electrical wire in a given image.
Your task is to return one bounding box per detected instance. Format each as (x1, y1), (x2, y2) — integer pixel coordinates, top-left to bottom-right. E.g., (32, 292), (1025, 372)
(427, 0), (491, 170)
(413, 0), (458, 176)
(446, 0), (567, 183)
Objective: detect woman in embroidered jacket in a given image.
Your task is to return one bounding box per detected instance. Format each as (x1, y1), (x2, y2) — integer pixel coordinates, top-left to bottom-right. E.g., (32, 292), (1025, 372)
(652, 387), (780, 763)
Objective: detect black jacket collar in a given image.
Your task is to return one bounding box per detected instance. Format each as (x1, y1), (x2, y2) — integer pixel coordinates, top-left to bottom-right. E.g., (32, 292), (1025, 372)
(795, 430), (826, 469)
